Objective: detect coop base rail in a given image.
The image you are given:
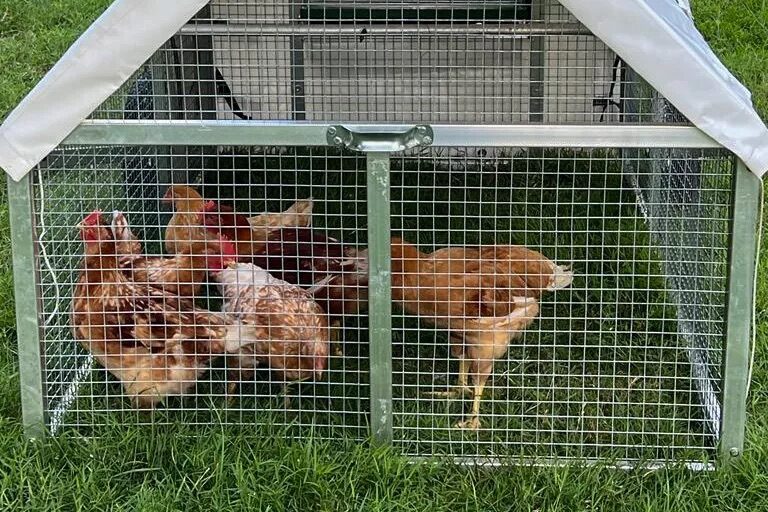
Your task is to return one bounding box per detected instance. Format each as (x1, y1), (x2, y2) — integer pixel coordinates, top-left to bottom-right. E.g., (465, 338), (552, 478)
(408, 456), (716, 472)
(65, 121), (721, 149)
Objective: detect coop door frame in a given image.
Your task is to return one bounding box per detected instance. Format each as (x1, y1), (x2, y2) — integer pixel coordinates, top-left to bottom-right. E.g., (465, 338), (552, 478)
(11, 121), (759, 465)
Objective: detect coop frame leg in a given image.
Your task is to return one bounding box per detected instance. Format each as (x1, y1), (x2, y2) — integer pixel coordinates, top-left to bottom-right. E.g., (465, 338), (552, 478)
(720, 159), (761, 464)
(366, 151), (393, 445)
(8, 174), (46, 438)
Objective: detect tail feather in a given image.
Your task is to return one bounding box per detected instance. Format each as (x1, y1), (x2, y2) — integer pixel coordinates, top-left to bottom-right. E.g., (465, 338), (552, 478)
(547, 265), (574, 291)
(248, 198), (314, 228)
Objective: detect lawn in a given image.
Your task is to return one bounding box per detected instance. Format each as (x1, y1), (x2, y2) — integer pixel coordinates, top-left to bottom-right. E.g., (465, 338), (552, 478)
(1, 1), (768, 510)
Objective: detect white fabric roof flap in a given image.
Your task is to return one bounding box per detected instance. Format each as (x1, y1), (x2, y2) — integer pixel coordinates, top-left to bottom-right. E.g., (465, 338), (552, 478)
(560, 0), (768, 178)
(675, 0), (693, 18)
(0, 0), (766, 180)
(0, 0), (208, 182)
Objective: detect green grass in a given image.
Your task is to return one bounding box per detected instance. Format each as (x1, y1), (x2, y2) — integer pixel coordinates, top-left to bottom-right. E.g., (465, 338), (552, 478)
(1, 0), (768, 510)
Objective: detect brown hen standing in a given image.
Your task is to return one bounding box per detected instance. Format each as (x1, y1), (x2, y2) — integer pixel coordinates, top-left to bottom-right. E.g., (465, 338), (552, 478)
(163, 185), (225, 254)
(71, 211), (246, 408)
(390, 238), (573, 430)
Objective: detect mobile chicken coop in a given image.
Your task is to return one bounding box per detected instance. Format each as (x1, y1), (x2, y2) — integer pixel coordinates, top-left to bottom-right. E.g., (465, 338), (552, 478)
(1, 0), (766, 468)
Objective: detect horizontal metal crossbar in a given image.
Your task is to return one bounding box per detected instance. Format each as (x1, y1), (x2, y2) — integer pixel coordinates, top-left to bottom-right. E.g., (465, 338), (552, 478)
(65, 121), (721, 149)
(178, 22), (591, 37)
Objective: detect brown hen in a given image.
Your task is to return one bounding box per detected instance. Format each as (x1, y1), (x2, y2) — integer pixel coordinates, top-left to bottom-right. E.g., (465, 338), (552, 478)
(204, 197), (314, 230)
(71, 211), (246, 408)
(390, 238), (573, 429)
(163, 185), (224, 254)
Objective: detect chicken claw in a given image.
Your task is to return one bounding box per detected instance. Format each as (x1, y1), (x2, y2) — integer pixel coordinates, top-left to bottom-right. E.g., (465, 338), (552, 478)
(456, 381), (487, 430)
(427, 386), (474, 399)
(456, 417), (481, 430)
(426, 360), (471, 399)
(226, 381), (239, 404)
(278, 378), (310, 409)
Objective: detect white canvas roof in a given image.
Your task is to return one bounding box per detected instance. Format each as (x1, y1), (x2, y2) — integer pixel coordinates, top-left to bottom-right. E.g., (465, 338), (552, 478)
(0, 0), (766, 181)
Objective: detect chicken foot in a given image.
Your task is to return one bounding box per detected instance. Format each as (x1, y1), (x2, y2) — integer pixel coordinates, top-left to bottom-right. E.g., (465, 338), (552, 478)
(426, 358), (486, 429)
(277, 377), (312, 409)
(226, 365), (254, 403)
(427, 359), (474, 398)
(455, 360), (494, 430)
(331, 320), (343, 357)
(455, 381), (486, 430)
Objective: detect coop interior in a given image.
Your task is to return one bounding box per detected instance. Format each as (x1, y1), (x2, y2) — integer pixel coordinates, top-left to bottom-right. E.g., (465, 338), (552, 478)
(28, 0), (735, 465)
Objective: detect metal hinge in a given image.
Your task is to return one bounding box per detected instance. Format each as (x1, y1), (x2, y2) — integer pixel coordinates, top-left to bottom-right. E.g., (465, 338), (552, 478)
(327, 125), (434, 153)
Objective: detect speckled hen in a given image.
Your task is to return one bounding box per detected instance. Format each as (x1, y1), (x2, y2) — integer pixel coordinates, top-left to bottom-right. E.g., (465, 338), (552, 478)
(215, 262), (330, 399)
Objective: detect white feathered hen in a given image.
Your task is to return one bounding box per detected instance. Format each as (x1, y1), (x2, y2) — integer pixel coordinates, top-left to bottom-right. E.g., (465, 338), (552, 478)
(215, 263), (330, 399)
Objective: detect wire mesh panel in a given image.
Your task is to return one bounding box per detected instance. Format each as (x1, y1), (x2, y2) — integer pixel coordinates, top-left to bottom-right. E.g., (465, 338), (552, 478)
(626, 149), (732, 439)
(30, 143), (734, 467)
(88, 0), (684, 125)
(389, 147), (732, 464)
(33, 145), (370, 438)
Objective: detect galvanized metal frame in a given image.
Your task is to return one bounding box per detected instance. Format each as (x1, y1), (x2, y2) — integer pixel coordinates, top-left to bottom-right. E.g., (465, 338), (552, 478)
(366, 152), (393, 445)
(17, 117), (755, 469)
(64, 121), (721, 149)
(720, 159), (761, 463)
(177, 22), (590, 37)
(8, 174), (46, 438)
(9, 0), (758, 470)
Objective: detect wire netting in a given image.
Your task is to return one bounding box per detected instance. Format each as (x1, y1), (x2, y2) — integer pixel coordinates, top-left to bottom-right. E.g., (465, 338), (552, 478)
(89, 0), (686, 125)
(33, 144), (732, 465)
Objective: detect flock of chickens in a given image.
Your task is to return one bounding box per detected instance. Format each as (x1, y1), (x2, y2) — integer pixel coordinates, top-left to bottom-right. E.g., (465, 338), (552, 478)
(71, 185), (572, 429)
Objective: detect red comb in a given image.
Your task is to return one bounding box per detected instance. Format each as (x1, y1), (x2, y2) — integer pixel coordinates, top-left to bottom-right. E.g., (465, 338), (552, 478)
(203, 200), (217, 212)
(219, 238), (237, 258)
(206, 238), (239, 271)
(82, 210), (102, 227)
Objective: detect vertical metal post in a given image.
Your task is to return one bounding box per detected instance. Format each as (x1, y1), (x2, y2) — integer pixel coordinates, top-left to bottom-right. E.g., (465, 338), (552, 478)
(720, 159), (761, 463)
(177, 5), (217, 121)
(366, 151), (393, 445)
(7, 175), (46, 438)
(290, 0), (307, 121)
(170, 5), (216, 184)
(528, 1), (545, 122)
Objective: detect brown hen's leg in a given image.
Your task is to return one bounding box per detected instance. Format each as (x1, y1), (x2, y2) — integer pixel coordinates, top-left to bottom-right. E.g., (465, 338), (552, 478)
(456, 381), (485, 430)
(226, 360), (247, 404)
(456, 363), (492, 430)
(331, 320), (343, 356)
(226, 370), (240, 403)
(427, 359), (473, 398)
(279, 377), (311, 409)
(282, 384), (293, 409)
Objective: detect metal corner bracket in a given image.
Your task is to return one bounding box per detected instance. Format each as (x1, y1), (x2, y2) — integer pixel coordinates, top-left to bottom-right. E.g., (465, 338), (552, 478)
(327, 125), (434, 153)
